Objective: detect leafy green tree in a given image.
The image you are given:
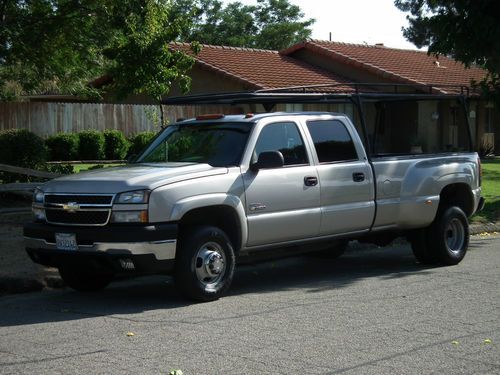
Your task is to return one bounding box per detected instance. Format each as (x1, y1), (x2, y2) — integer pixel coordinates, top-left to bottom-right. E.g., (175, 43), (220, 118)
(395, 0), (500, 98)
(177, 0), (315, 50)
(0, 0), (199, 122)
(103, 0), (199, 126)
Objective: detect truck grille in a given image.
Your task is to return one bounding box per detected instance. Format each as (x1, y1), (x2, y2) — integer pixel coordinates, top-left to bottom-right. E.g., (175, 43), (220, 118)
(45, 209), (110, 226)
(43, 194), (114, 226)
(45, 194), (113, 205)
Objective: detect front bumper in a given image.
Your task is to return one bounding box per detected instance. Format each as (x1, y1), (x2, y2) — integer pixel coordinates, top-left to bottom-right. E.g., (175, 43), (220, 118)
(24, 222), (177, 274)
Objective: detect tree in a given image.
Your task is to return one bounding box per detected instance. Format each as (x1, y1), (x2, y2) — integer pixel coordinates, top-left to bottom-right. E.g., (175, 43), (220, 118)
(0, 0), (199, 123)
(176, 0), (315, 50)
(102, 1), (200, 126)
(395, 0), (500, 98)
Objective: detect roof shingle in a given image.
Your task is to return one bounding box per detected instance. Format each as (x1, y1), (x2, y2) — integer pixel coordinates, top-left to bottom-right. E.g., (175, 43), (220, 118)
(170, 42), (353, 91)
(281, 40), (487, 91)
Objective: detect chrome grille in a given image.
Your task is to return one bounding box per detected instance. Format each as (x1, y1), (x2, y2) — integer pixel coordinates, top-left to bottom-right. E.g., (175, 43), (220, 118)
(45, 194), (113, 205)
(43, 194), (114, 226)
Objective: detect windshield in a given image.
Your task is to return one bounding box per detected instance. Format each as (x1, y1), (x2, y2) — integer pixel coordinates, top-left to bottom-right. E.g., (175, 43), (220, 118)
(137, 122), (252, 167)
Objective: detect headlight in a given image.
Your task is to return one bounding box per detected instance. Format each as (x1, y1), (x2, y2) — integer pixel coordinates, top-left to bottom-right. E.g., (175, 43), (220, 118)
(33, 188), (44, 203)
(115, 190), (150, 204)
(111, 210), (148, 223)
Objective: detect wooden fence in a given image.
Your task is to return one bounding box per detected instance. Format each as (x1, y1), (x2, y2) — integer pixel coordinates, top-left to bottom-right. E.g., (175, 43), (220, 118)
(0, 102), (241, 138)
(0, 163), (62, 193)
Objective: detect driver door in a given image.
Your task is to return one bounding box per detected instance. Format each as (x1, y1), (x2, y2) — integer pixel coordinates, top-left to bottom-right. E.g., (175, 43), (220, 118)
(243, 121), (321, 247)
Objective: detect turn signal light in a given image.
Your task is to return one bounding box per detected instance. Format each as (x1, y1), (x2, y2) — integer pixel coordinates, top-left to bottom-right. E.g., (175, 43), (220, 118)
(196, 114), (225, 120)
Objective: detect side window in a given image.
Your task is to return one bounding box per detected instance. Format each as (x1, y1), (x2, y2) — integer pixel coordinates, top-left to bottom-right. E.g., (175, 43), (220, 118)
(306, 120), (358, 163)
(254, 122), (308, 166)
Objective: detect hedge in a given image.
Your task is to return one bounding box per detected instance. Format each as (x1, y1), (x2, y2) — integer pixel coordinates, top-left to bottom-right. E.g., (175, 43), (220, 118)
(78, 130), (105, 160)
(104, 129), (130, 160)
(46, 133), (79, 161)
(0, 129), (47, 182)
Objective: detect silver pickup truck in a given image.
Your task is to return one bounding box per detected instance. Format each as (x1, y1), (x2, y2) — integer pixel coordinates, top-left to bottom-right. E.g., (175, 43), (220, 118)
(24, 112), (484, 301)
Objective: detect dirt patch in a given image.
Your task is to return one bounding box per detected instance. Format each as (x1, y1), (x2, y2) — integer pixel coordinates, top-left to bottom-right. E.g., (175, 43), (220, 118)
(0, 211), (61, 295)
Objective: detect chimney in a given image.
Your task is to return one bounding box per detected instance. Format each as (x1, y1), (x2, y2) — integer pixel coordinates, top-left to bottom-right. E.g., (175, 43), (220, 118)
(375, 43), (385, 47)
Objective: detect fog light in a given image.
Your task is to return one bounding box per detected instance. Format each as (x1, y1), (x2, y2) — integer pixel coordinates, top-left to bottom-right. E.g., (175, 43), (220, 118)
(119, 258), (135, 270)
(111, 210), (148, 223)
(33, 207), (46, 222)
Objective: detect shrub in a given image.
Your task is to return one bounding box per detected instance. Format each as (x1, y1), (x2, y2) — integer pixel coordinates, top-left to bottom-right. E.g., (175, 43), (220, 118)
(44, 163), (74, 175)
(104, 129), (129, 160)
(0, 129), (47, 182)
(45, 133), (79, 161)
(78, 130), (105, 160)
(127, 131), (156, 158)
(478, 141), (495, 159)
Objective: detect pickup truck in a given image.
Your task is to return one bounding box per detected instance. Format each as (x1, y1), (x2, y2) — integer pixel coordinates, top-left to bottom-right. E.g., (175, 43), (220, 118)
(24, 112), (484, 301)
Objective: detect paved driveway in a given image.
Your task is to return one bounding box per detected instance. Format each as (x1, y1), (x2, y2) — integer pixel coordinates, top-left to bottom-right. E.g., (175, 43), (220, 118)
(1, 236), (499, 374)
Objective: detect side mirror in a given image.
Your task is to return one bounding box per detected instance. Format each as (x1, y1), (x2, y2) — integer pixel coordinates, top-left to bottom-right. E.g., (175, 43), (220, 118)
(250, 151), (284, 171)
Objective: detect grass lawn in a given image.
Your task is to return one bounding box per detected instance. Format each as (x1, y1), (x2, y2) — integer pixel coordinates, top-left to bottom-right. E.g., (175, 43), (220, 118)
(471, 158), (500, 223)
(72, 163), (124, 174)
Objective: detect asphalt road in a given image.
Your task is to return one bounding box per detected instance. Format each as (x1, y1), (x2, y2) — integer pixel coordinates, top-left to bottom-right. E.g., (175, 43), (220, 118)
(1, 236), (499, 375)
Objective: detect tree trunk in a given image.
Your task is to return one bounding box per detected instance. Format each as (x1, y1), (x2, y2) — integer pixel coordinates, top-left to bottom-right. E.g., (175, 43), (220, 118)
(159, 103), (165, 129)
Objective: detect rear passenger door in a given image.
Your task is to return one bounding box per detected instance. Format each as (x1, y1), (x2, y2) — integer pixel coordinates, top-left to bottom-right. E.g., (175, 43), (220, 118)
(243, 121), (321, 247)
(306, 119), (375, 235)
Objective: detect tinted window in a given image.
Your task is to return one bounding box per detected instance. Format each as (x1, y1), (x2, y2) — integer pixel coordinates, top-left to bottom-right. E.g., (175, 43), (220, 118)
(307, 120), (358, 163)
(254, 122), (308, 166)
(139, 123), (250, 167)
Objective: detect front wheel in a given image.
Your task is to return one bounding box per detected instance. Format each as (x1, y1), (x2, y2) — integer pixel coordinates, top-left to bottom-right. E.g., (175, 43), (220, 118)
(174, 226), (235, 302)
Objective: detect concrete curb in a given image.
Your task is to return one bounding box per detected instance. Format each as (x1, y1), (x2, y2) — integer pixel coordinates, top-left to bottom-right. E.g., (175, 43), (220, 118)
(470, 221), (500, 235)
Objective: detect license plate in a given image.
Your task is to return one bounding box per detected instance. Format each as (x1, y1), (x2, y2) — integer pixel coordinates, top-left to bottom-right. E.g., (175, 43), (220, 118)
(55, 233), (78, 251)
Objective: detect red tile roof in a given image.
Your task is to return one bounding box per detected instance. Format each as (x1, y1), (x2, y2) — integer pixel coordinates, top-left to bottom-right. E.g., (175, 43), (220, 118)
(281, 40), (487, 93)
(170, 42), (353, 91)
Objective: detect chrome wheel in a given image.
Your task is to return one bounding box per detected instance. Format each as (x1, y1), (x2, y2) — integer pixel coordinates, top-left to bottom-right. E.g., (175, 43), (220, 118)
(194, 241), (226, 289)
(445, 218), (465, 253)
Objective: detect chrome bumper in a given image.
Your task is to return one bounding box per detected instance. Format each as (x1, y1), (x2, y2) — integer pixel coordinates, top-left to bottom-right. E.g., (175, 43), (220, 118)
(24, 237), (176, 261)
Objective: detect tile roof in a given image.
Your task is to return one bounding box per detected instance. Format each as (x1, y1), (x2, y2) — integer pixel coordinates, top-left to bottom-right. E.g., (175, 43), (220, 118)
(281, 40), (487, 92)
(170, 42), (353, 92)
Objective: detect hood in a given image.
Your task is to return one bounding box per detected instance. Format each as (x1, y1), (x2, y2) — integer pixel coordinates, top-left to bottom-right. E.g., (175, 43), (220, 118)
(40, 163), (228, 194)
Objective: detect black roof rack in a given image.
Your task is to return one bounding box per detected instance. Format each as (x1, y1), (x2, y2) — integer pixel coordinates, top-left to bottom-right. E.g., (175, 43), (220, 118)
(163, 83), (476, 106)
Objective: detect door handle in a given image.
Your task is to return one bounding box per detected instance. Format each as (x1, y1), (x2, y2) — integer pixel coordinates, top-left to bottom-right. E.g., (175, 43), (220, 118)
(352, 172), (365, 182)
(304, 176), (318, 186)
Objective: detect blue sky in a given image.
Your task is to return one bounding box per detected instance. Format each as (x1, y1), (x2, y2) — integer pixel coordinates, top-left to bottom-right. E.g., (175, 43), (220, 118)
(221, 0), (422, 50)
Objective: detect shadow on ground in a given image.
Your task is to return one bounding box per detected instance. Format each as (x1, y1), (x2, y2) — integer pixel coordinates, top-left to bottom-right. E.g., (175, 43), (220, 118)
(0, 243), (442, 327)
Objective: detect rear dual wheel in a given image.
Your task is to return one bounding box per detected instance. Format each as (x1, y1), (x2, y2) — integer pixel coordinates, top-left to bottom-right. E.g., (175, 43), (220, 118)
(410, 206), (469, 266)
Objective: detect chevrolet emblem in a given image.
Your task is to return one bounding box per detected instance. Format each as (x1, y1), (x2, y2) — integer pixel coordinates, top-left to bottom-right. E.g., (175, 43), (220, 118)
(62, 202), (80, 212)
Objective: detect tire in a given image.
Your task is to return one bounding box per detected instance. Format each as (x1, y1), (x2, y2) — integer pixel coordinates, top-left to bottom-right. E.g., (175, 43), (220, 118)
(410, 206), (469, 266)
(409, 228), (436, 265)
(309, 240), (348, 259)
(174, 226), (235, 302)
(427, 206), (469, 265)
(59, 266), (113, 292)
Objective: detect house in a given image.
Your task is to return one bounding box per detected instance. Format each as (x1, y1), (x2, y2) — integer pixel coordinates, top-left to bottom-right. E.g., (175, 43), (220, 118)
(2, 39), (497, 154)
(167, 41), (496, 155)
